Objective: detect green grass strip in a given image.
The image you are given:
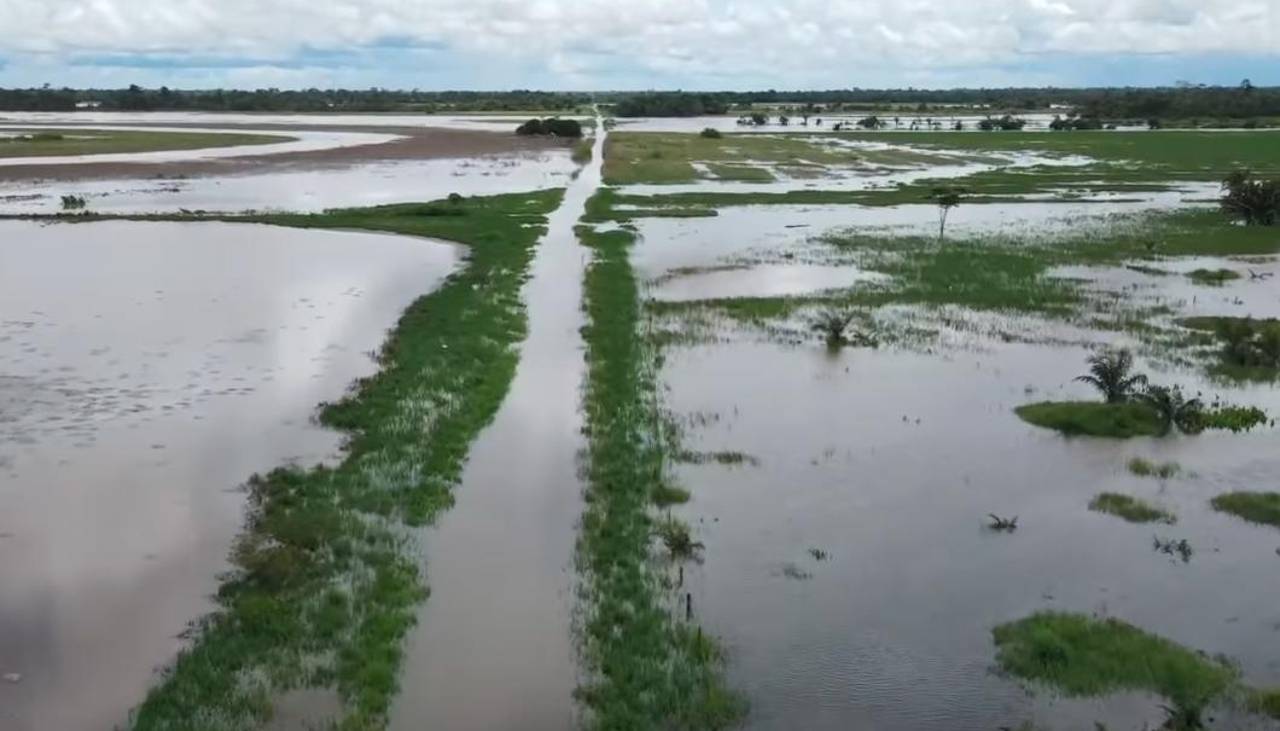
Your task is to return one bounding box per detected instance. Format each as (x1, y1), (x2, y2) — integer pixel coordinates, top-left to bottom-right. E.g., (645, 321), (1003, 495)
(128, 190), (562, 730)
(576, 217), (743, 729)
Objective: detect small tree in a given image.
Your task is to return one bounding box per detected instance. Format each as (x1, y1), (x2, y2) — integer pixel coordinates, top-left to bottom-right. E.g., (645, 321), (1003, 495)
(929, 187), (964, 243)
(1220, 169), (1280, 226)
(1075, 348), (1148, 404)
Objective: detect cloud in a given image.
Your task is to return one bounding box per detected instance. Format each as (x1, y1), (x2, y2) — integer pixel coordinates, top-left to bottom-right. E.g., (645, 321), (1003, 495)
(0, 0), (1275, 88)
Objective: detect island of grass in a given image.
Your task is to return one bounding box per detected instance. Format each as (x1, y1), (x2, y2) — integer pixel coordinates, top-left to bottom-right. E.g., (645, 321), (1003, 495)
(993, 612), (1237, 716)
(1015, 401), (1164, 438)
(1186, 268), (1241, 285)
(1127, 457), (1181, 479)
(0, 128), (291, 158)
(1178, 316), (1280, 381)
(1210, 492), (1280, 529)
(1251, 689), (1280, 720)
(1089, 493), (1176, 524)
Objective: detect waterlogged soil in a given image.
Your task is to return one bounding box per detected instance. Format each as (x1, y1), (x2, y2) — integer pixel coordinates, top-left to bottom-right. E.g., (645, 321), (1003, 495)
(387, 120), (606, 731)
(0, 122), (563, 182)
(0, 151), (577, 214)
(0, 220), (462, 731)
(664, 339), (1280, 731)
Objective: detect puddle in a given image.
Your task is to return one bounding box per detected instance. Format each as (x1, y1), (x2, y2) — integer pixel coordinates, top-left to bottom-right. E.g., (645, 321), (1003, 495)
(0, 220), (462, 731)
(662, 339), (1280, 730)
(0, 152), (576, 214)
(1054, 257), (1280, 322)
(387, 116), (606, 731)
(649, 263), (885, 301)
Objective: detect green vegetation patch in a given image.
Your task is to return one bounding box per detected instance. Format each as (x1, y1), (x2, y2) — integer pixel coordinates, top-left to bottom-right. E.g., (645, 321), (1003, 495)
(602, 131), (959, 185)
(1015, 401), (1164, 438)
(576, 217), (742, 729)
(993, 611), (1237, 709)
(1186, 268), (1241, 285)
(1089, 493), (1176, 524)
(1127, 457), (1181, 479)
(842, 130), (1280, 181)
(0, 128), (289, 158)
(1177, 316), (1280, 381)
(127, 190), (562, 730)
(1210, 492), (1280, 529)
(1250, 689), (1280, 720)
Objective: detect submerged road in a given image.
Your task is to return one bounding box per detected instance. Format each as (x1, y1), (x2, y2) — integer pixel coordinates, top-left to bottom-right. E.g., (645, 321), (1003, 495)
(387, 115), (606, 730)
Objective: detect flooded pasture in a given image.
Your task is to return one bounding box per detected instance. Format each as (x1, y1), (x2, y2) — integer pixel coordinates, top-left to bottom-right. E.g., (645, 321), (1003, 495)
(0, 151), (576, 215)
(628, 191), (1280, 729)
(0, 220), (461, 731)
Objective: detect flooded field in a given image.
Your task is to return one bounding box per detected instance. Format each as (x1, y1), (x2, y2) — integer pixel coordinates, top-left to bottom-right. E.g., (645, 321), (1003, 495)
(0, 221), (461, 731)
(2, 109), (1278, 731)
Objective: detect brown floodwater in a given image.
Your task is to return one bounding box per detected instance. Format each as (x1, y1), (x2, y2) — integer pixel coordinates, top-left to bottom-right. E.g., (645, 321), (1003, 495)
(664, 339), (1280, 730)
(387, 119), (606, 731)
(0, 220), (461, 731)
(633, 199), (1280, 730)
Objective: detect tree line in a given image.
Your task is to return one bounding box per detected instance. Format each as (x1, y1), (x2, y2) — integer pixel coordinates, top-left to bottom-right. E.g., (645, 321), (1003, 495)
(1, 84), (1277, 121)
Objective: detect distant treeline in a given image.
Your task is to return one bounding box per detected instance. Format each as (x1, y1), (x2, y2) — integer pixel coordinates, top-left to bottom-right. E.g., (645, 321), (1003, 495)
(0, 85), (593, 112)
(2, 84), (1278, 121)
(612, 93), (730, 117)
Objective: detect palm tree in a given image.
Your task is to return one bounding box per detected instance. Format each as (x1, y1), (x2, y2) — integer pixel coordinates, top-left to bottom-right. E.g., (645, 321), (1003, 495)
(1138, 385), (1204, 435)
(1074, 348), (1148, 403)
(810, 309), (878, 350)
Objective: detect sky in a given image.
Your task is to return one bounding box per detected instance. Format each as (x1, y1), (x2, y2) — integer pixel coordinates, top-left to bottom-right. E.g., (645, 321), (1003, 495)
(0, 0), (1276, 89)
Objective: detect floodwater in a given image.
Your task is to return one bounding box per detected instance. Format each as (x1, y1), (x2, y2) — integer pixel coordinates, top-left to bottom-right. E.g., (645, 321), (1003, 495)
(0, 220), (462, 731)
(0, 151), (577, 215)
(635, 193), (1280, 729)
(0, 124), (400, 166)
(387, 117), (606, 730)
(664, 340), (1280, 730)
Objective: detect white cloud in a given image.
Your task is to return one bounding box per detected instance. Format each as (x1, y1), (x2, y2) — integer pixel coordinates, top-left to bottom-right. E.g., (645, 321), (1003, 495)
(0, 0), (1275, 86)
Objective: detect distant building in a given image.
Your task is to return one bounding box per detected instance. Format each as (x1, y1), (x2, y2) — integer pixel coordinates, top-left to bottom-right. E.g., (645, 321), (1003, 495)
(75, 100), (102, 109)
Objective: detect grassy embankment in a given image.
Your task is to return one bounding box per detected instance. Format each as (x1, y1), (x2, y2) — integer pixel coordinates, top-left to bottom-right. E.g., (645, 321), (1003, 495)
(576, 219), (743, 729)
(0, 128), (290, 157)
(127, 191), (562, 730)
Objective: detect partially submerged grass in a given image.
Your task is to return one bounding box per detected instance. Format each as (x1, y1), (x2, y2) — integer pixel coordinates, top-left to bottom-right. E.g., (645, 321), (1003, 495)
(992, 612), (1238, 712)
(1127, 457), (1181, 479)
(1210, 492), (1280, 529)
(1249, 689), (1280, 720)
(1015, 401), (1164, 438)
(127, 190), (562, 730)
(576, 218), (743, 728)
(1186, 268), (1240, 286)
(1090, 493), (1176, 524)
(0, 128), (289, 157)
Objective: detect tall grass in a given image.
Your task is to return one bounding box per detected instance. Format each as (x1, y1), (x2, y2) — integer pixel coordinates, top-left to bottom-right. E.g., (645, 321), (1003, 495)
(576, 217), (743, 729)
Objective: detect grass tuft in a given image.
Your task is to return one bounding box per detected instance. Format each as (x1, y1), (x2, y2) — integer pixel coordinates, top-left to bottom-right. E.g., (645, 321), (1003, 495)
(1210, 492), (1280, 529)
(1089, 493), (1176, 524)
(1127, 457), (1181, 479)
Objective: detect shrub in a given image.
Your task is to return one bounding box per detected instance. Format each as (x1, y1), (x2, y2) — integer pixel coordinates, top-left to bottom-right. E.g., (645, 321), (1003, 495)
(699, 127), (722, 139)
(1220, 169), (1280, 226)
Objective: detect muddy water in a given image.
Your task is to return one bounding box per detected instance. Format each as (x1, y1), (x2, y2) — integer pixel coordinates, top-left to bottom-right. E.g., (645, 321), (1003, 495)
(0, 125), (399, 167)
(664, 340), (1280, 731)
(387, 120), (605, 730)
(0, 152), (576, 215)
(0, 221), (461, 731)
